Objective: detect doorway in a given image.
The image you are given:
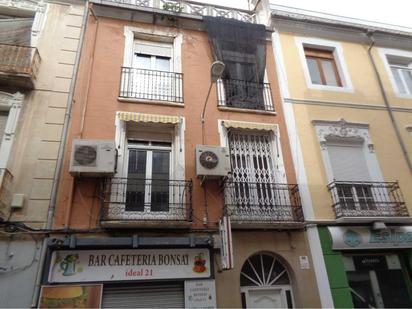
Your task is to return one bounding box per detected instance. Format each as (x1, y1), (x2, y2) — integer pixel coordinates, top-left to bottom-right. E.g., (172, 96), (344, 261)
(240, 252), (294, 308)
(344, 254), (412, 308)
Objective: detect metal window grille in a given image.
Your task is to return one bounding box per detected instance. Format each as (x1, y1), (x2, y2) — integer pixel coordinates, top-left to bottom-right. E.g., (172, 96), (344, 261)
(225, 130), (303, 222)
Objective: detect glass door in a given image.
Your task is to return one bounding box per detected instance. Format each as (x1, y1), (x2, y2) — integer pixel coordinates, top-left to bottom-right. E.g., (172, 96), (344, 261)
(344, 254), (412, 308)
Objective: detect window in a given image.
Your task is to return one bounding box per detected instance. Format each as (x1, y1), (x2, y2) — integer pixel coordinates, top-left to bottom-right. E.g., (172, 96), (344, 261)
(379, 48), (412, 98)
(295, 37), (353, 91)
(125, 140), (171, 212)
(0, 111), (8, 148)
(304, 48), (342, 87)
(388, 56), (412, 95)
(103, 113), (188, 222)
(327, 142), (375, 212)
(121, 27), (183, 103)
(311, 119), (407, 219)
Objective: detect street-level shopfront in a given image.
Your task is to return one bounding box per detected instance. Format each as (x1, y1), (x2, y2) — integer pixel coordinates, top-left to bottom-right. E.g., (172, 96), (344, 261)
(40, 236), (216, 308)
(319, 226), (412, 308)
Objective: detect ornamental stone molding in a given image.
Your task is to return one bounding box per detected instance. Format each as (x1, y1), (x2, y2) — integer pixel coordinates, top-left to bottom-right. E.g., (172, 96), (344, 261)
(312, 118), (374, 152)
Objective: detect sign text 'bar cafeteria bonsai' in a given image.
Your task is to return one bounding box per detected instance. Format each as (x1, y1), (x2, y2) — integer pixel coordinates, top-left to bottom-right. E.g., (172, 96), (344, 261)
(48, 249), (211, 283)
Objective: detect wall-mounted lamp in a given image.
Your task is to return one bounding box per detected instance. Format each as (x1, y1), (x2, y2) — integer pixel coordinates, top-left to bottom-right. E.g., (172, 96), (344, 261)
(201, 61), (225, 144)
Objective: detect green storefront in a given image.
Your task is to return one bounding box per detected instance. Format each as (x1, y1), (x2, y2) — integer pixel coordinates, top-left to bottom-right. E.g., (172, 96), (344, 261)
(318, 226), (412, 308)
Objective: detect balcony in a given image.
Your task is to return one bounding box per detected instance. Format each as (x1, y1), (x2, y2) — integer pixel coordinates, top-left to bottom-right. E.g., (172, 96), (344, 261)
(119, 67), (184, 104)
(95, 0), (256, 23)
(101, 177), (192, 228)
(0, 44), (40, 88)
(217, 79), (275, 112)
(328, 181), (410, 223)
(223, 180), (304, 228)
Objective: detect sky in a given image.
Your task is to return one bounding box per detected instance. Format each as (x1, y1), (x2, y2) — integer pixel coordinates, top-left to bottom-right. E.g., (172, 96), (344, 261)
(192, 0), (412, 30)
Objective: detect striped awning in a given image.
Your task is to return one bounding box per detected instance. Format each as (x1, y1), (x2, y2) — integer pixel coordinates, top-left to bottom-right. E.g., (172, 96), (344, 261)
(117, 112), (180, 124)
(222, 120), (276, 131)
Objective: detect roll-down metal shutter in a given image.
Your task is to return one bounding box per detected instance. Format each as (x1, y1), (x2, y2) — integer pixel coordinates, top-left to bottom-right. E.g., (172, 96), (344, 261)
(102, 283), (184, 308)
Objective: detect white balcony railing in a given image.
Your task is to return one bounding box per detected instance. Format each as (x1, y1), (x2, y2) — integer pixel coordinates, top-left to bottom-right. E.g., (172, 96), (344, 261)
(99, 0), (256, 23)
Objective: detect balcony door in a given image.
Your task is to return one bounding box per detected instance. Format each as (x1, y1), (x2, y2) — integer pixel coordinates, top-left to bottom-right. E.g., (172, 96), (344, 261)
(228, 130), (284, 219)
(131, 40), (173, 101)
(125, 141), (171, 213)
(327, 142), (378, 214)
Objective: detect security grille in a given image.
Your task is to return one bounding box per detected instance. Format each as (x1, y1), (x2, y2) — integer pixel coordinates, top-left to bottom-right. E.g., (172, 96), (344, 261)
(226, 130), (295, 221)
(102, 283), (184, 308)
(228, 130), (276, 184)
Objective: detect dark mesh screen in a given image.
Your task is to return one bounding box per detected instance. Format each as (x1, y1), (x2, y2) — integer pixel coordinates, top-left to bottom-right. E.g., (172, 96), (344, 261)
(204, 16), (266, 109)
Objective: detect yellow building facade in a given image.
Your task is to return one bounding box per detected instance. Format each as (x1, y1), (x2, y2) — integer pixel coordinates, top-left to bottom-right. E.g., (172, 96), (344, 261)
(266, 4), (412, 308)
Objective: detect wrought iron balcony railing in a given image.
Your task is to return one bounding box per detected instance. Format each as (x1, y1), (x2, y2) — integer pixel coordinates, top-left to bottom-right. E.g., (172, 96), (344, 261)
(217, 78), (275, 112)
(119, 67), (184, 103)
(223, 180), (303, 223)
(100, 0), (256, 23)
(327, 181), (408, 219)
(101, 177), (192, 222)
(0, 44), (40, 87)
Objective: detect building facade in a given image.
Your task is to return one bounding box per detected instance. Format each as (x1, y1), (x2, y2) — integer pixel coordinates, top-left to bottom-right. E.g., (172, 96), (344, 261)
(262, 1), (412, 307)
(40, 0), (321, 307)
(0, 0), (86, 307)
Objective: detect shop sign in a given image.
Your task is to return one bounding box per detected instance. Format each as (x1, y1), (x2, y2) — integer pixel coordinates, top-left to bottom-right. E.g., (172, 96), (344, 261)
(48, 248), (211, 283)
(352, 255), (388, 270)
(328, 226), (412, 250)
(184, 279), (216, 309)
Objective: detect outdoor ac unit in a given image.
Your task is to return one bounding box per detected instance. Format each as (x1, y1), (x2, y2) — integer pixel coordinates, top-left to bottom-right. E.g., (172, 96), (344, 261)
(196, 145), (231, 178)
(69, 139), (116, 177)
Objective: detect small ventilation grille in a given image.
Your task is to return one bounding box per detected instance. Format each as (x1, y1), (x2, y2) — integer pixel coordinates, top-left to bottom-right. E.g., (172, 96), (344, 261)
(73, 145), (97, 166)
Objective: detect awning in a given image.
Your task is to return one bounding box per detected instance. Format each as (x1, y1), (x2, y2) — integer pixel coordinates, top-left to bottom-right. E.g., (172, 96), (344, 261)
(222, 120), (276, 131)
(117, 112), (180, 124)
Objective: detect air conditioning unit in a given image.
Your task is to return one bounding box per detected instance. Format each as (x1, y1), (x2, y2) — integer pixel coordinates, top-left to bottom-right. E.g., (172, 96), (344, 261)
(69, 139), (116, 177)
(196, 145), (231, 178)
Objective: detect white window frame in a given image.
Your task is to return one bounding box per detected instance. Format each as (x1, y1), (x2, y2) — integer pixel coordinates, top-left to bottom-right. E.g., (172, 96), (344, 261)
(295, 37), (353, 93)
(378, 47), (412, 99)
(125, 141), (172, 213)
(111, 113), (186, 220)
(0, 92), (24, 169)
(123, 26), (182, 73)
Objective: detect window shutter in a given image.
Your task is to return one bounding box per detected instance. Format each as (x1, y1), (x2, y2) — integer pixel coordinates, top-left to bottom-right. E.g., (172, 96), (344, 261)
(327, 143), (371, 181)
(0, 112), (8, 143)
(134, 40), (172, 58)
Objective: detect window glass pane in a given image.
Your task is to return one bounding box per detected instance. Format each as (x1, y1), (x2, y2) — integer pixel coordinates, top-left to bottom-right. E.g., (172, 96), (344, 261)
(321, 59), (339, 86)
(401, 69), (412, 94)
(126, 150), (147, 211)
(306, 58), (322, 84)
(134, 53), (151, 69)
(391, 67), (406, 93)
(151, 151), (170, 212)
(0, 111), (9, 144)
(155, 56), (171, 71)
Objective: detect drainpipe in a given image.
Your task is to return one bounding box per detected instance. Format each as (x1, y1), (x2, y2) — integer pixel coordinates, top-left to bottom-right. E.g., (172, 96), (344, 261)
(366, 31), (412, 175)
(30, 2), (89, 307)
(64, 3), (99, 229)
